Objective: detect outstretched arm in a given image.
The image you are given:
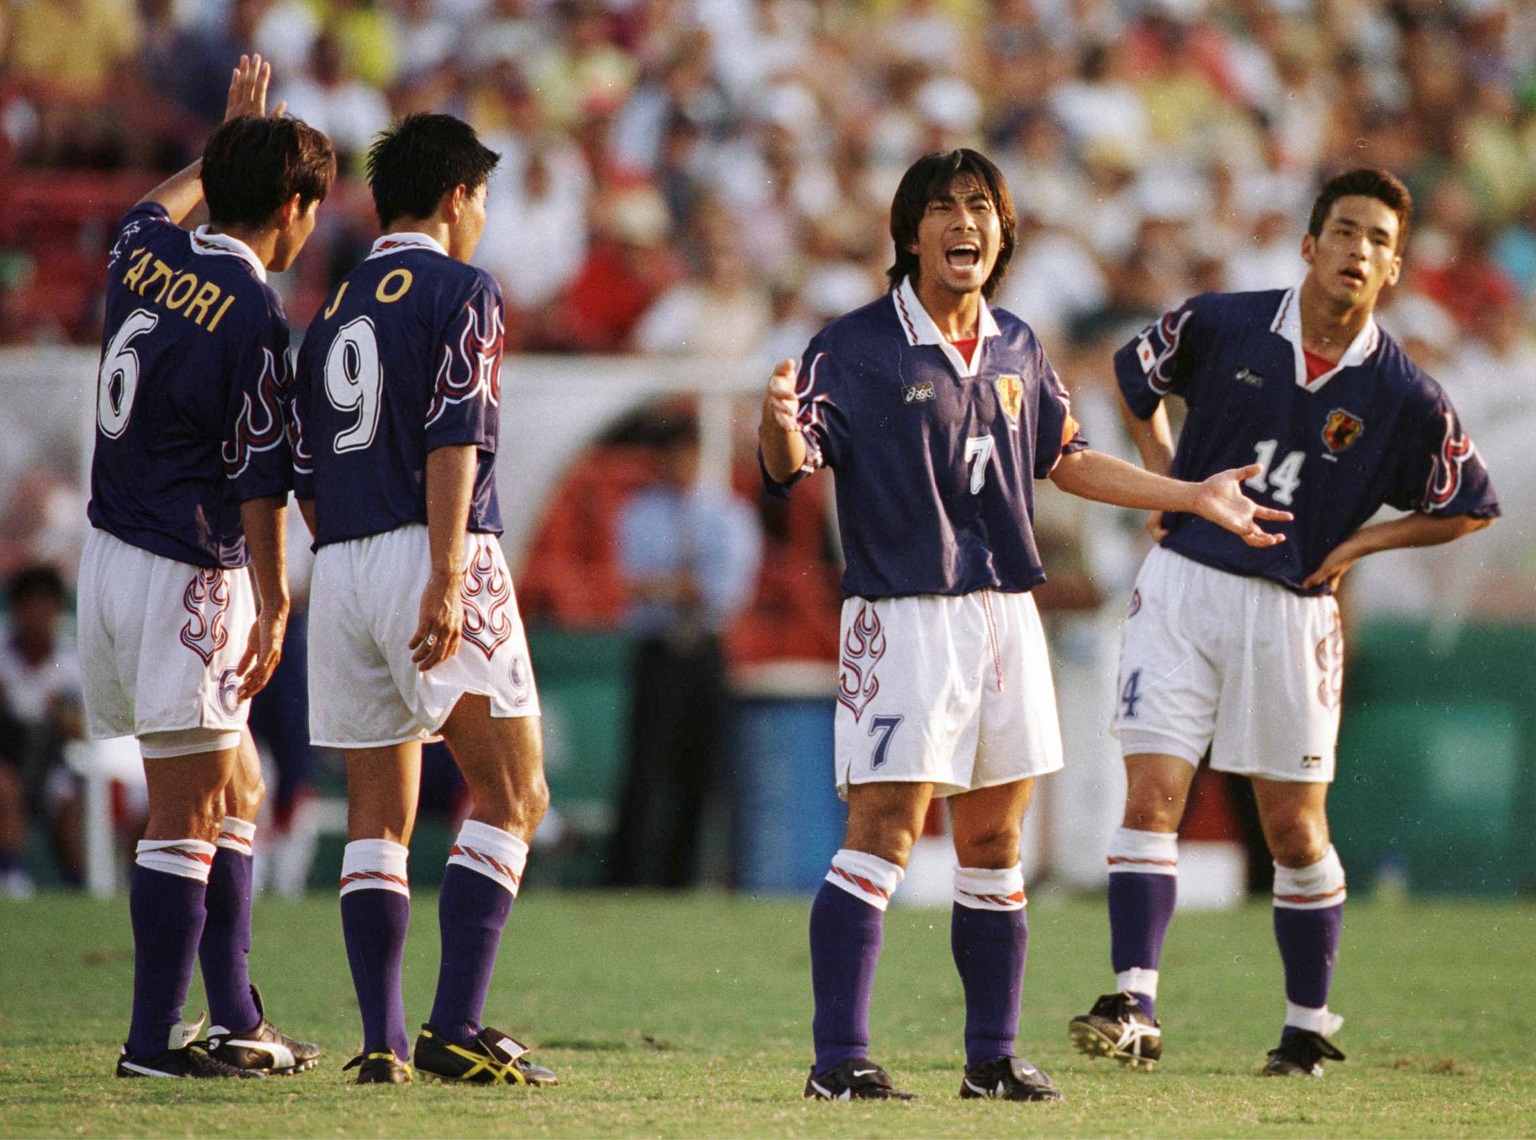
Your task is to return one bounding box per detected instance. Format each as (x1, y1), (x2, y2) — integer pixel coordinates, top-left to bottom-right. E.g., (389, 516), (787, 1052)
(1049, 449), (1291, 548)
(137, 54), (286, 224)
(759, 358), (806, 483)
(1301, 512), (1492, 591)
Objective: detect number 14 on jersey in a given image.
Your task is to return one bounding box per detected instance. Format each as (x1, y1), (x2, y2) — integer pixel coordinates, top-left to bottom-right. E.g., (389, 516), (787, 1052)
(1245, 439), (1304, 505)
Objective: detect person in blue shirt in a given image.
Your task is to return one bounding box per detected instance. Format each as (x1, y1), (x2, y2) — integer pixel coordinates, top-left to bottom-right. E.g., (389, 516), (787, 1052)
(607, 417), (762, 888)
(78, 56), (334, 1079)
(759, 148), (1290, 1103)
(1069, 167), (1499, 1079)
(292, 113), (557, 1088)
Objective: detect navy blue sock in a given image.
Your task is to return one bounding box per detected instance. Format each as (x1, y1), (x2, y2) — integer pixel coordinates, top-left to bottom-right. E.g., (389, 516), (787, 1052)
(127, 859), (209, 1058)
(341, 889), (412, 1061)
(200, 825), (261, 1032)
(1108, 872), (1176, 1022)
(429, 865), (514, 1046)
(951, 902), (1027, 1068)
(1274, 905), (1343, 1012)
(809, 880), (886, 1072)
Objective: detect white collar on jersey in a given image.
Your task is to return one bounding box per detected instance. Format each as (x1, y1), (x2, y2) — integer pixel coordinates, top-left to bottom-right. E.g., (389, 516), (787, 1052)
(1270, 284), (1380, 392)
(367, 231), (449, 260)
(190, 226), (267, 283)
(892, 275), (1001, 379)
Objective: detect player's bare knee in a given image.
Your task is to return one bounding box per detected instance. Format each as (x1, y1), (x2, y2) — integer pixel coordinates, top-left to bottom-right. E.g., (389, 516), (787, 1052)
(226, 778), (265, 822)
(953, 822), (1021, 868)
(1124, 787), (1185, 832)
(1267, 815), (1330, 867)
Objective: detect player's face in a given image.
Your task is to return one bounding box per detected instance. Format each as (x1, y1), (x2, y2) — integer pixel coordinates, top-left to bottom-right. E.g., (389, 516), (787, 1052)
(447, 181), (490, 262)
(1301, 195), (1403, 309)
(269, 197), (321, 273)
(909, 174), (1002, 299)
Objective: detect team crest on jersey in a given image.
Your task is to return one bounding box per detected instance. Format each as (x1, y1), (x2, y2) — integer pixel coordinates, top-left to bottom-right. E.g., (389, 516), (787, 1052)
(996, 374), (1024, 422)
(837, 603), (886, 723)
(903, 381), (935, 404)
(461, 544), (514, 659)
(179, 569), (231, 665)
(1321, 409), (1364, 453)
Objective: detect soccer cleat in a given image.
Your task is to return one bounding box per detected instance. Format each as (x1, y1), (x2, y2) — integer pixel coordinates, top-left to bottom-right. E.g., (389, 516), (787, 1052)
(204, 985), (321, 1075)
(1262, 1029), (1345, 1077)
(343, 1051), (413, 1084)
(1069, 992), (1162, 1069)
(413, 1025), (559, 1086)
(959, 1056), (1064, 1101)
(115, 1043), (262, 1079)
(803, 1058), (915, 1101)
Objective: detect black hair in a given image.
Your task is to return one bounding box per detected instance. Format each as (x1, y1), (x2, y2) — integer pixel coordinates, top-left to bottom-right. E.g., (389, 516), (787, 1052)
(886, 149), (1017, 300)
(202, 116), (336, 227)
(1308, 167), (1413, 252)
(366, 114), (501, 227)
(8, 564), (64, 608)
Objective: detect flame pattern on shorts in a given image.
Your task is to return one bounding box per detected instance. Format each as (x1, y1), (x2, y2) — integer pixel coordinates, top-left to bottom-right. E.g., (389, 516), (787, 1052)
(837, 603), (886, 723)
(1314, 606), (1344, 710)
(179, 568), (231, 664)
(461, 543), (513, 659)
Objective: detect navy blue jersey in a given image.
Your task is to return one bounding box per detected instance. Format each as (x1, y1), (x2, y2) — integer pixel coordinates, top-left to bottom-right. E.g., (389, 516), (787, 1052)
(1116, 288), (1500, 594)
(87, 203), (294, 568)
(764, 277), (1087, 599)
(292, 233), (504, 548)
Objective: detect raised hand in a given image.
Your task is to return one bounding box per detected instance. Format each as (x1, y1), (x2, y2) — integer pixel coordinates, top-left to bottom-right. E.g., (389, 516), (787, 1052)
(225, 53), (287, 122)
(763, 358), (800, 433)
(1191, 464), (1293, 548)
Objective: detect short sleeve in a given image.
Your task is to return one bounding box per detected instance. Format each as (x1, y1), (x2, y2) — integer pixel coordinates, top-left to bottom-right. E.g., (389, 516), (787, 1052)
(222, 307), (295, 502)
(1385, 394), (1501, 518)
(1033, 347), (1089, 479)
(760, 337), (853, 498)
(1114, 294), (1208, 419)
(289, 332), (317, 501)
(424, 275), (503, 452)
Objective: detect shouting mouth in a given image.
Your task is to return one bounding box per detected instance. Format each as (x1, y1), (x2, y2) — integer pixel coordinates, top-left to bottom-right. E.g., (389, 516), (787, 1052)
(946, 242), (981, 271)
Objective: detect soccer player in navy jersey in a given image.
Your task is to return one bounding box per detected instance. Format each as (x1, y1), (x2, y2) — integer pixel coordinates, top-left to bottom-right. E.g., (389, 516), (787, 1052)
(759, 148), (1292, 1102)
(1068, 168), (1498, 1077)
(291, 114), (556, 1087)
(79, 57), (335, 1078)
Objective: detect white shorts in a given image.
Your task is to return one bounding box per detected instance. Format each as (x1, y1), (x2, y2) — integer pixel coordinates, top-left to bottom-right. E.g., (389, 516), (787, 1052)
(834, 591), (1064, 799)
(78, 529), (257, 739)
(1113, 546), (1342, 783)
(308, 526), (540, 749)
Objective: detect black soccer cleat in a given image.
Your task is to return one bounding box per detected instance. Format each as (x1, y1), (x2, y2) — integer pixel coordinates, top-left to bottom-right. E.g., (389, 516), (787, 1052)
(803, 1058), (916, 1101)
(1262, 1029), (1345, 1077)
(959, 1056), (1064, 1101)
(1069, 991), (1162, 1069)
(205, 985), (321, 1075)
(115, 1043), (264, 1079)
(413, 1025), (559, 1086)
(343, 1051), (413, 1084)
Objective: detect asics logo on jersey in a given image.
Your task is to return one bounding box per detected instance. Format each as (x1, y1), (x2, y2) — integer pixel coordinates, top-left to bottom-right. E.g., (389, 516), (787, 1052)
(837, 603), (886, 723)
(1321, 409), (1364, 453)
(902, 381), (935, 404)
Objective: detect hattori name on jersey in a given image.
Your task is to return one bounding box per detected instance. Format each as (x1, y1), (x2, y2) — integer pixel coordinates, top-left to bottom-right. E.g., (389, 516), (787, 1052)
(764, 276), (1087, 599)
(1116, 287), (1500, 594)
(293, 232), (504, 548)
(88, 203), (293, 569)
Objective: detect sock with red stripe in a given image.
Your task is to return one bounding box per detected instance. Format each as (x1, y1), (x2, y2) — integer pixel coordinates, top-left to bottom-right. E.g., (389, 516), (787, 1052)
(1273, 846), (1346, 1037)
(951, 865), (1027, 1068)
(810, 849), (902, 1073)
(127, 839), (215, 1058)
(340, 839), (412, 1061)
(1106, 827), (1178, 1022)
(200, 817), (261, 1033)
(429, 821), (528, 1047)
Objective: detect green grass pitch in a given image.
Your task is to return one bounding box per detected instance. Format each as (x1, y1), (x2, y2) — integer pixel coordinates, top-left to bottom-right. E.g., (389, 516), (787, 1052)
(2, 892), (1533, 1137)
